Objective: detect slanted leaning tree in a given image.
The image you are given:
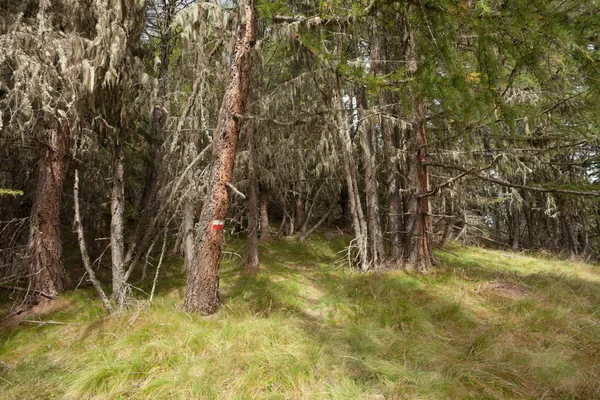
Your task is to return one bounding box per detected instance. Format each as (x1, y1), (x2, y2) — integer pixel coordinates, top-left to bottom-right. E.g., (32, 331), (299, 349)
(184, 0), (258, 315)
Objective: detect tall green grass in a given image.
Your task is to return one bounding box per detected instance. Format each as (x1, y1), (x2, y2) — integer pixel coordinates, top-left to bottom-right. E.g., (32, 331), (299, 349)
(1, 237), (600, 399)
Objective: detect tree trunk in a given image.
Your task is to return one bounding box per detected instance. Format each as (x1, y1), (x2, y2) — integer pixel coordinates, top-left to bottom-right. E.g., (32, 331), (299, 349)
(522, 189), (536, 247)
(184, 0), (257, 315)
(293, 196), (305, 234)
(438, 195), (453, 247)
(74, 169), (112, 312)
(371, 25), (402, 261)
(562, 213), (578, 257)
(382, 115), (403, 260)
(26, 120), (70, 304)
(259, 186), (270, 240)
(511, 196), (520, 251)
(246, 129), (259, 272)
(111, 137), (127, 307)
(300, 182), (325, 234)
(139, 0), (175, 212)
(182, 198), (195, 276)
(335, 80), (369, 271)
(339, 185), (350, 224)
(553, 216), (562, 251)
(402, 8), (435, 272)
(299, 200), (336, 242)
(404, 99), (435, 272)
(581, 214), (589, 255)
(357, 86), (385, 266)
(276, 212), (288, 239)
(171, 227), (182, 257)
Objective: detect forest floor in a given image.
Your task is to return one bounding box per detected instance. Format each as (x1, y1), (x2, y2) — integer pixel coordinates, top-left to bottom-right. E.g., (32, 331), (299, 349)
(1, 235), (600, 399)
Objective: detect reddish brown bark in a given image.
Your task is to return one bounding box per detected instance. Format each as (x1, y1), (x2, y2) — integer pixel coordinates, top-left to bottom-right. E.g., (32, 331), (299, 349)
(26, 120), (70, 304)
(184, 0), (257, 314)
(405, 100), (435, 272)
(402, 6), (435, 272)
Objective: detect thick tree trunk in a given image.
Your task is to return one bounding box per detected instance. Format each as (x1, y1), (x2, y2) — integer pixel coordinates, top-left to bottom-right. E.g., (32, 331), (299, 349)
(246, 129), (259, 272)
(26, 121), (70, 304)
(404, 100), (435, 272)
(184, 0), (257, 315)
(357, 87), (385, 266)
(111, 137), (127, 307)
(402, 8), (435, 272)
(259, 186), (270, 240)
(370, 28), (402, 261)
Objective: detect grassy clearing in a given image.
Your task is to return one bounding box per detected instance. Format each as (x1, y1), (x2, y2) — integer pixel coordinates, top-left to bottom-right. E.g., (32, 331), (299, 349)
(1, 237), (600, 399)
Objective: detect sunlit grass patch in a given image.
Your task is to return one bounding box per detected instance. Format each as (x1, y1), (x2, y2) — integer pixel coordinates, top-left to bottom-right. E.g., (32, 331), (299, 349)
(1, 239), (600, 398)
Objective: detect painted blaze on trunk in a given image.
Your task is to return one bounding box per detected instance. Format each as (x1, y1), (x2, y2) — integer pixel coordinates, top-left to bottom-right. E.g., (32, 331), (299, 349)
(184, 0), (257, 315)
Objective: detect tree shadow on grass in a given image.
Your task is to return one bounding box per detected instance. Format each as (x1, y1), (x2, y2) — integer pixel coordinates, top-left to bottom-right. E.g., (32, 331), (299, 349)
(223, 244), (600, 399)
(3, 238), (600, 399)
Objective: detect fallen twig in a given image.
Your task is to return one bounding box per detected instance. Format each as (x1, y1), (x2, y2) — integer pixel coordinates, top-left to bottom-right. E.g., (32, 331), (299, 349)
(19, 320), (67, 326)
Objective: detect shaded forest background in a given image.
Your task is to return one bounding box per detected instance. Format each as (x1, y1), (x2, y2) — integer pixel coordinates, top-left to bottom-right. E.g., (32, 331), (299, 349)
(1, 0), (600, 314)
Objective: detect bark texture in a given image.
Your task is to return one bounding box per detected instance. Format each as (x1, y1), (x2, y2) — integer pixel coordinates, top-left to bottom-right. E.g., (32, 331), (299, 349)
(26, 121), (70, 304)
(403, 8), (435, 272)
(111, 137), (127, 307)
(74, 169), (112, 312)
(357, 86), (385, 266)
(405, 99), (435, 272)
(184, 0), (257, 314)
(246, 129), (259, 271)
(259, 186), (270, 240)
(182, 198), (195, 276)
(335, 80), (369, 271)
(382, 114), (403, 259)
(511, 196), (520, 251)
(373, 30), (404, 260)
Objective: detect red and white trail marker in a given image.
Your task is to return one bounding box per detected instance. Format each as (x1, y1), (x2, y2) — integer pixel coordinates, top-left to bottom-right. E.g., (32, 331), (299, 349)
(212, 219), (225, 230)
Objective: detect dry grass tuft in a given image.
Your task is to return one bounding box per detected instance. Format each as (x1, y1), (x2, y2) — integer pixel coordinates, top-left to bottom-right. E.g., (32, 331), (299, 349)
(1, 237), (600, 399)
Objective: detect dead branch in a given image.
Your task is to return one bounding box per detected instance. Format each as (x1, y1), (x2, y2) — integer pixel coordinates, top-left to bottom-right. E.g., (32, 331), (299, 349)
(73, 170), (113, 313)
(226, 182), (246, 199)
(428, 160), (600, 197)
